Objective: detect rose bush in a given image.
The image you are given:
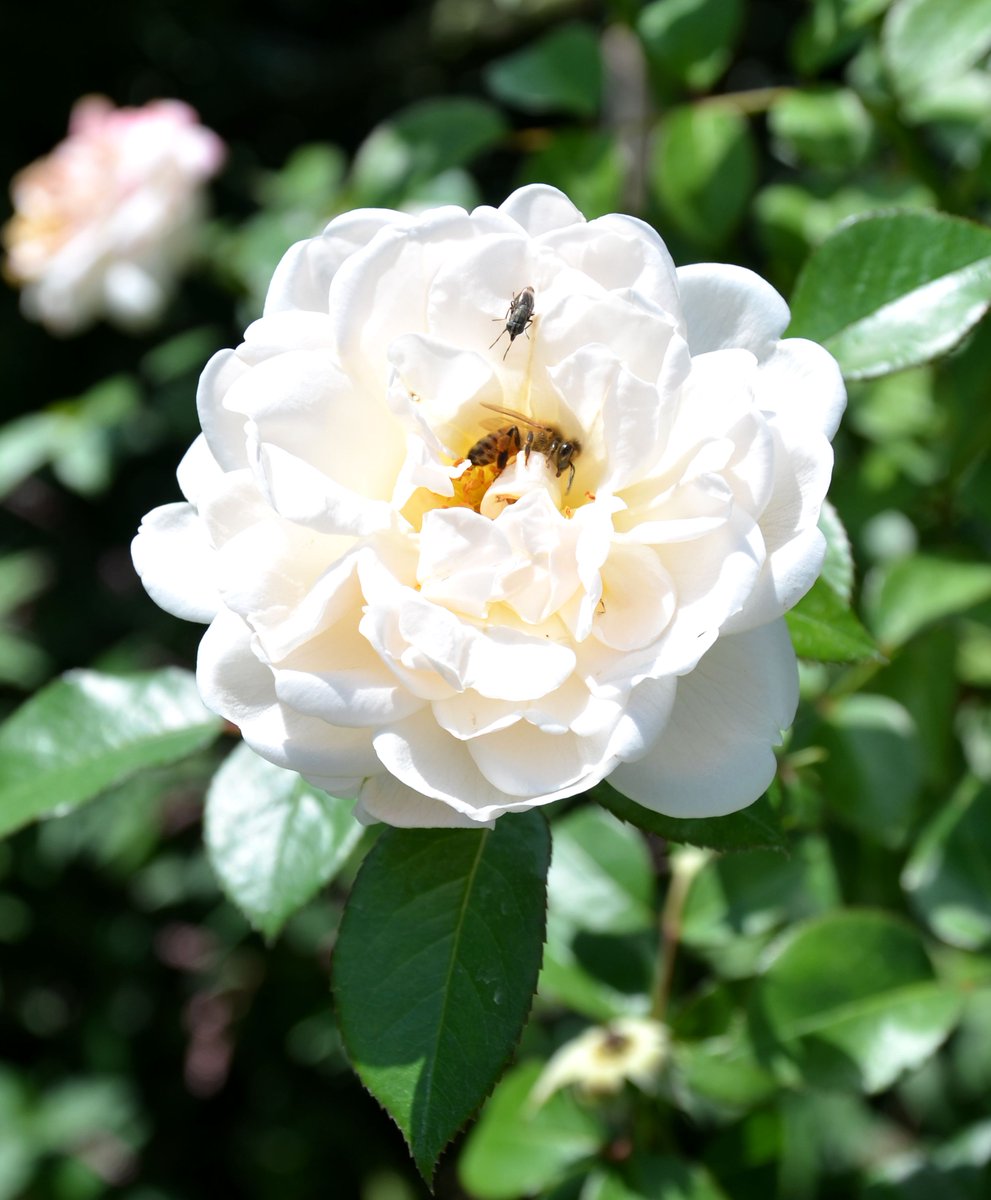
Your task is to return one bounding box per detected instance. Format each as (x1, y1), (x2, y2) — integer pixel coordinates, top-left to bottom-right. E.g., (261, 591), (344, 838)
(132, 185), (844, 828)
(4, 96), (224, 334)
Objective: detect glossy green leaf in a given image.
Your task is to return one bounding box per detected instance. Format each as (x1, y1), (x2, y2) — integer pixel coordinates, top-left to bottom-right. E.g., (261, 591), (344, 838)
(636, 0), (743, 92)
(334, 812), (550, 1182)
(350, 98), (506, 206)
(769, 87), (873, 172)
(786, 577), (881, 663)
(649, 105), (756, 248)
(812, 693), (922, 847)
(583, 1155), (730, 1200)
(882, 0), (991, 99)
(791, 0), (893, 74)
(754, 177), (936, 290)
(671, 1016), (779, 1116)
(204, 743), (364, 940)
(788, 211), (991, 379)
(903, 781), (991, 950)
(596, 782), (787, 852)
(819, 499), (855, 603)
(457, 1060), (606, 1200)
(861, 1117), (991, 1196)
(680, 838), (841, 979)
(751, 910), (964, 1092)
(485, 23), (602, 117)
(777, 1090), (905, 1198)
(864, 554), (991, 648)
(541, 807), (655, 1020)
(0, 669), (223, 840)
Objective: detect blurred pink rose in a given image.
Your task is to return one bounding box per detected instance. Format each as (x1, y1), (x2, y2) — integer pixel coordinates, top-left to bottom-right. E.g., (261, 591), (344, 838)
(4, 96), (225, 334)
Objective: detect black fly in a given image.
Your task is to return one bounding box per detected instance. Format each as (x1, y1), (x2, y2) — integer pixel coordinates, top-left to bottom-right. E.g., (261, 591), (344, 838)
(489, 286), (535, 360)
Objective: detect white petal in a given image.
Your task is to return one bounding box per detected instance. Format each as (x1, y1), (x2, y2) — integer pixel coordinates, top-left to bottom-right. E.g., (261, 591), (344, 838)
(591, 543), (675, 652)
(373, 708), (597, 817)
(723, 426), (833, 632)
(196, 348), (250, 472)
(466, 719), (611, 797)
(224, 348), (404, 502)
(497, 184), (585, 236)
(609, 621), (799, 817)
(356, 774), (494, 828)
(431, 691), (523, 740)
(677, 263), (789, 356)
(175, 434), (224, 507)
(263, 209), (406, 316)
(387, 334), (502, 460)
(540, 212), (682, 321)
(417, 507), (521, 618)
(131, 502), (220, 623)
(757, 338), (846, 439)
(197, 609), (378, 782)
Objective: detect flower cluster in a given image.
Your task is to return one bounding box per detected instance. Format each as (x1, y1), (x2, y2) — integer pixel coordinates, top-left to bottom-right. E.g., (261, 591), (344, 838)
(133, 185), (844, 828)
(4, 96), (224, 334)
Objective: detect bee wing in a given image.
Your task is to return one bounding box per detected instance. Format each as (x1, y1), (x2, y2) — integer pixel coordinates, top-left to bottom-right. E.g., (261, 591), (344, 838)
(478, 402), (551, 431)
(477, 416), (514, 433)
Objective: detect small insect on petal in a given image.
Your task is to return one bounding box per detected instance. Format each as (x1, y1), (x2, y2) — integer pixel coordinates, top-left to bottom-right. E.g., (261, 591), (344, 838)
(490, 285), (535, 360)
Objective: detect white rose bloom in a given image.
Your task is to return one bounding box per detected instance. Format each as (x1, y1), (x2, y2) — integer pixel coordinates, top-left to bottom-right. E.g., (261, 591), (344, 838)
(132, 185), (845, 829)
(4, 96), (225, 334)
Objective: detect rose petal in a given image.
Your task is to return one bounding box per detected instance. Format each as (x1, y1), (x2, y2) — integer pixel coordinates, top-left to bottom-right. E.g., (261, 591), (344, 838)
(132, 503), (220, 623)
(677, 263), (789, 357)
(197, 609), (378, 786)
(609, 620), (799, 817)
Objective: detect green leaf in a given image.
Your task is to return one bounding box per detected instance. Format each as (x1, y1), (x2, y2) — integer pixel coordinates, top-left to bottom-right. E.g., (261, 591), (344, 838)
(649, 105), (757, 248)
(786, 577), (881, 663)
(584, 1155), (730, 1200)
(750, 910), (964, 1092)
(754, 177), (936, 290)
(768, 87), (873, 172)
(680, 837), (841, 979)
(334, 811), (551, 1182)
(0, 1070), (34, 1200)
(791, 0), (894, 74)
(864, 554), (991, 648)
(671, 1014), (779, 1116)
(457, 1060), (606, 1200)
(812, 693), (922, 847)
(882, 0), (991, 100)
(540, 807), (656, 1020)
(350, 98), (506, 206)
(485, 23), (602, 117)
(0, 669), (223, 839)
(788, 211), (991, 380)
(204, 743), (364, 940)
(903, 781), (991, 950)
(819, 499), (855, 603)
(636, 0), (743, 93)
(596, 782), (787, 852)
(256, 143), (347, 211)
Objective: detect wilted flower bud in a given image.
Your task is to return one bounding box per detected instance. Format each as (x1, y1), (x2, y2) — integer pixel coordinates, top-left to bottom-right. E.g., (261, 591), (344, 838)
(529, 1017), (670, 1106)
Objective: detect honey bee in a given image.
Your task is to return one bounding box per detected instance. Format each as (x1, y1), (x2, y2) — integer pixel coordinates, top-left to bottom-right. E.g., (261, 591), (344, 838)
(466, 402), (581, 492)
(490, 286), (535, 359)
